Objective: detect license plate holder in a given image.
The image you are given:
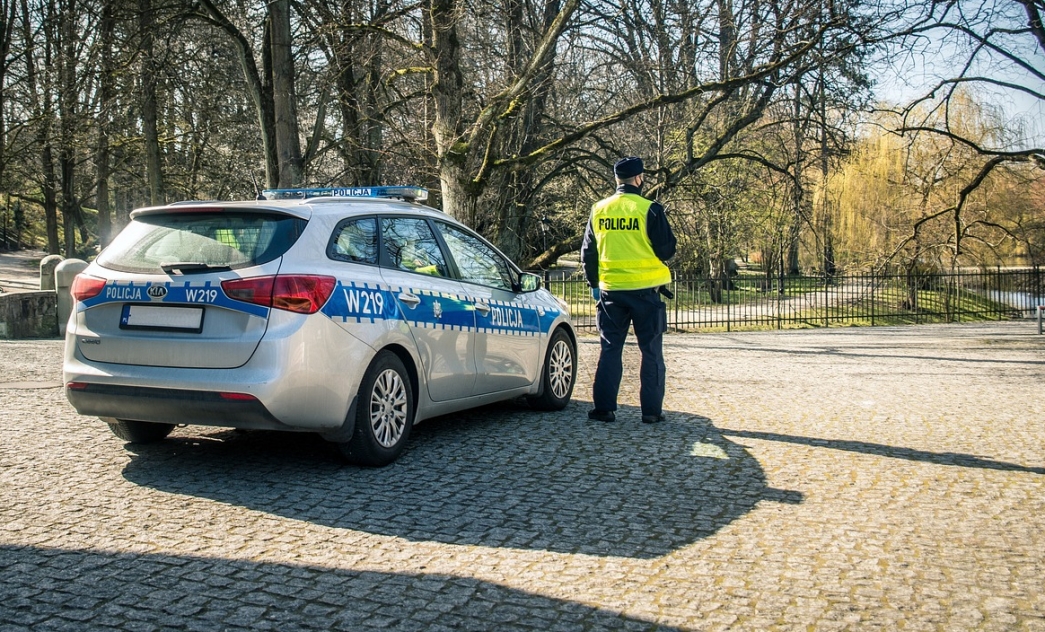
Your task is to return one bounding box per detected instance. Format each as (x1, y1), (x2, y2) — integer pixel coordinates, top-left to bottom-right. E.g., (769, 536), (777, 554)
(120, 304), (205, 333)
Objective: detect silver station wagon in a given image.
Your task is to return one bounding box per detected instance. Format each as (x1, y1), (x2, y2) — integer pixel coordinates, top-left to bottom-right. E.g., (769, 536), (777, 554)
(64, 186), (577, 466)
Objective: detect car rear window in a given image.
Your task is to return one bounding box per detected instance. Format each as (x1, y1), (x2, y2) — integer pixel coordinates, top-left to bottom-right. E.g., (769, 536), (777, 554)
(97, 211), (306, 274)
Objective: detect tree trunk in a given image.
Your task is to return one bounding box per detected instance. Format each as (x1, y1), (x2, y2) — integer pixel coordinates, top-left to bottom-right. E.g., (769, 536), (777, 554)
(195, 0), (279, 187)
(269, 0), (302, 187)
(140, 0), (164, 205)
(94, 0), (113, 245)
(328, 16), (383, 186)
(0, 0), (12, 237)
(486, 0), (560, 260)
(363, 43), (383, 184)
(787, 86), (804, 275)
(21, 0), (60, 253)
(59, 0), (78, 256)
(43, 143), (59, 254)
(428, 0), (468, 221)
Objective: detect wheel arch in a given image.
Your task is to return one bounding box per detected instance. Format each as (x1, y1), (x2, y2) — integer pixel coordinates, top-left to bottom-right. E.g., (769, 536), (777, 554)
(554, 321), (577, 353)
(379, 342), (420, 417)
(321, 342), (420, 444)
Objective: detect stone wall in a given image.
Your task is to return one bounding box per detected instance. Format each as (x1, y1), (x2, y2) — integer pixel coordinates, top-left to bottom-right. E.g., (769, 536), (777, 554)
(0, 291), (58, 339)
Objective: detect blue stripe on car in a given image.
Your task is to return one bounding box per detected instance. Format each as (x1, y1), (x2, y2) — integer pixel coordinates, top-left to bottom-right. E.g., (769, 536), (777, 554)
(77, 280), (269, 318)
(321, 280), (559, 336)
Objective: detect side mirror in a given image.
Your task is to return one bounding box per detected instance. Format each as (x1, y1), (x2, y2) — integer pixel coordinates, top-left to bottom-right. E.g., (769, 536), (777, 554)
(518, 272), (542, 293)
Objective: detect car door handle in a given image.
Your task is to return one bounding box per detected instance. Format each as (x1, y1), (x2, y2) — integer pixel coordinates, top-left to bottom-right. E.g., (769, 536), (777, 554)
(398, 292), (421, 308)
(474, 302), (490, 315)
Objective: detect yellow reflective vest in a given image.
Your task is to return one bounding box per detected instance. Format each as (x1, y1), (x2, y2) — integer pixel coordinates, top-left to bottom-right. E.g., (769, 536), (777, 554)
(591, 193), (672, 291)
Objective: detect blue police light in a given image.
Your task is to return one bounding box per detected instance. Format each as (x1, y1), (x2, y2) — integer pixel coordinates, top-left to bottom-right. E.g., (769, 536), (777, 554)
(262, 186), (428, 202)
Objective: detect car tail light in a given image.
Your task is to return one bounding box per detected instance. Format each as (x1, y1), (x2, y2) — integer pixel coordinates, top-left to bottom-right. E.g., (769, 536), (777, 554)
(221, 275), (335, 314)
(70, 275), (107, 301)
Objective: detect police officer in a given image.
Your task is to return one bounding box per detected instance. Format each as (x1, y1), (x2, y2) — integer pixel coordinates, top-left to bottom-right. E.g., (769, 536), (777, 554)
(580, 156), (676, 424)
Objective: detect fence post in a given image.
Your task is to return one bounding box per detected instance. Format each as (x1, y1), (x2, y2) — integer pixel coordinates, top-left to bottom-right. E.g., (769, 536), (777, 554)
(1037, 265), (1042, 319)
(727, 277), (735, 332)
(994, 266), (999, 321)
(871, 272), (875, 327)
(673, 273), (679, 330)
(823, 272), (829, 328)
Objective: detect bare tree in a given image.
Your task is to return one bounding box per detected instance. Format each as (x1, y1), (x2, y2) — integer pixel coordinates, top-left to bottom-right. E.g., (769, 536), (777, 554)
(193, 0), (280, 187)
(880, 0), (1045, 267)
(0, 0), (15, 248)
(93, 0), (114, 246)
(19, 0), (60, 253)
(139, 0), (164, 205)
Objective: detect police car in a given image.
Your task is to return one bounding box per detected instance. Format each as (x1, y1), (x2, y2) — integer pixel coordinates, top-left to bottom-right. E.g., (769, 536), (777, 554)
(63, 186), (577, 466)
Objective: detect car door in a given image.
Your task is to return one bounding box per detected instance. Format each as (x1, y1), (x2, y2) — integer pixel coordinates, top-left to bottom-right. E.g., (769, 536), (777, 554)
(377, 216), (477, 402)
(435, 221), (541, 394)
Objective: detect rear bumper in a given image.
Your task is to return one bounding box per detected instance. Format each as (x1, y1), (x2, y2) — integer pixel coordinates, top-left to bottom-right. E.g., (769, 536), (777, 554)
(65, 383), (294, 431)
(62, 312), (378, 431)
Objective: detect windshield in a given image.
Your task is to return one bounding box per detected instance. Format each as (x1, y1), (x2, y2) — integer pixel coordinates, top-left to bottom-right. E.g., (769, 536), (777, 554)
(98, 212), (306, 274)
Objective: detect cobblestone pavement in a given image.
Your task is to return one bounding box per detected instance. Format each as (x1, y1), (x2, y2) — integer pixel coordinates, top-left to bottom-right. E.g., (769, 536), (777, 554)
(1, 322), (1043, 631)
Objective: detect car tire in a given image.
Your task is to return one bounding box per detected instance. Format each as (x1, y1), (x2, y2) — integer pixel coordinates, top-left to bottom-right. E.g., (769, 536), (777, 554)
(339, 351), (414, 467)
(527, 328), (576, 411)
(103, 418), (175, 443)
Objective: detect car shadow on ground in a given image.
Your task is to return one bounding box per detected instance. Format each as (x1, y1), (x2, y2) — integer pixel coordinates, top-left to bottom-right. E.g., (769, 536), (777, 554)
(121, 401), (803, 559)
(0, 544), (683, 631)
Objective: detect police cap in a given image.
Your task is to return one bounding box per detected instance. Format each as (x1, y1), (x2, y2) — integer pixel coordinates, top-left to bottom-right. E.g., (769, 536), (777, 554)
(613, 156), (644, 179)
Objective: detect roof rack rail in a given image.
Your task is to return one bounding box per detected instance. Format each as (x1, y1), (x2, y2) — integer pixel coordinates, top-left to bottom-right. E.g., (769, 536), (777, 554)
(261, 186), (428, 203)
(168, 199), (222, 206)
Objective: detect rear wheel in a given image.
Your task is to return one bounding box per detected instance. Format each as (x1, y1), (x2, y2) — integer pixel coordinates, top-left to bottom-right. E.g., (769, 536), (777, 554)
(103, 418), (175, 443)
(339, 351), (414, 467)
(527, 328), (576, 411)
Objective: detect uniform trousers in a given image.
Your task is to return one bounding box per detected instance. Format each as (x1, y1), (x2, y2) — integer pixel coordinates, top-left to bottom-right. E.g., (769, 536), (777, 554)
(592, 287), (667, 417)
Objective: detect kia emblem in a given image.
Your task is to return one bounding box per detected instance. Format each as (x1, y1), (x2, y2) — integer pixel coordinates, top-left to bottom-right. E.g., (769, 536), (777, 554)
(147, 285), (168, 299)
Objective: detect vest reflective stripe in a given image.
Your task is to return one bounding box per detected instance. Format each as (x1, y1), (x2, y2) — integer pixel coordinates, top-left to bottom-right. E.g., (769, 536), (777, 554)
(592, 193), (672, 291)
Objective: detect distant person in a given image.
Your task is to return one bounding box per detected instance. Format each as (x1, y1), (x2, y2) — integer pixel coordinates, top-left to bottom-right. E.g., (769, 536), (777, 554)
(580, 156), (676, 424)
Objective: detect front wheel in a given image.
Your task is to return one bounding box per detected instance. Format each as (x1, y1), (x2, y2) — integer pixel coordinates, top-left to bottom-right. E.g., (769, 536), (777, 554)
(339, 351), (414, 467)
(102, 418), (174, 444)
(527, 328), (576, 411)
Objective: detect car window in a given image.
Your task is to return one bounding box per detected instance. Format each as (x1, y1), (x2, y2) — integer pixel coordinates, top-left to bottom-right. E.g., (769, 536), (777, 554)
(97, 212), (305, 274)
(437, 222), (515, 291)
(329, 217), (379, 264)
(381, 217), (449, 277)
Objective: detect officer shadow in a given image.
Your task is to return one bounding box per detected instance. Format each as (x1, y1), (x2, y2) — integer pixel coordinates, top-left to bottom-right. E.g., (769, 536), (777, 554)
(121, 402), (801, 559)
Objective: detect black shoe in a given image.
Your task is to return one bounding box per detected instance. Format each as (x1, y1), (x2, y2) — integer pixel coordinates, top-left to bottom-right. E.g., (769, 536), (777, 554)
(641, 414), (665, 424)
(588, 409), (616, 422)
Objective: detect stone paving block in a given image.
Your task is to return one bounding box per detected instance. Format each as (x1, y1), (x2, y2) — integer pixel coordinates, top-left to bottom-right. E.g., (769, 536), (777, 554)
(1, 323), (1044, 630)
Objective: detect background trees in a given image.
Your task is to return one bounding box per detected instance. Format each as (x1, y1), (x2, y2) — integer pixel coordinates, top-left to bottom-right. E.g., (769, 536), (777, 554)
(0, 0), (1041, 273)
(865, 0), (1045, 269)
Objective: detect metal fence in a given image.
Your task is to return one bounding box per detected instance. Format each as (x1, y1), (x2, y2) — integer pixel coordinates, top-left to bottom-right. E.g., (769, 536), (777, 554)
(544, 268), (1045, 332)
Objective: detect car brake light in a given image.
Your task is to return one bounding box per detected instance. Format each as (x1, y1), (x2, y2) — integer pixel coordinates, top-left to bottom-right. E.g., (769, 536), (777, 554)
(221, 275), (335, 314)
(70, 275), (107, 301)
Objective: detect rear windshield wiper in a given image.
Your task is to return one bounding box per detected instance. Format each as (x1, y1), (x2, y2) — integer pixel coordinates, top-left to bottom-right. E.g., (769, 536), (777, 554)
(160, 262), (232, 275)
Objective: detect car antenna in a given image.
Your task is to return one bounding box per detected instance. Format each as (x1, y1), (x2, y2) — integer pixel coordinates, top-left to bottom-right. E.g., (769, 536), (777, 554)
(250, 173), (264, 200)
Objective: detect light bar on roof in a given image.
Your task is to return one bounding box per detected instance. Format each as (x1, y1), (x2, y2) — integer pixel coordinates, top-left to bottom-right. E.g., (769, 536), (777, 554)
(262, 186), (428, 202)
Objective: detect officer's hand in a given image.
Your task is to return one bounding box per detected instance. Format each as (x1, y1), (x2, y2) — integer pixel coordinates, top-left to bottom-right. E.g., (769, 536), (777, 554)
(591, 287), (600, 301)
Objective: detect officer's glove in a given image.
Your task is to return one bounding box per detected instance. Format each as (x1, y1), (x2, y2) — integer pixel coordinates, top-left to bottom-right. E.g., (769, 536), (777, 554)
(591, 287), (601, 302)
